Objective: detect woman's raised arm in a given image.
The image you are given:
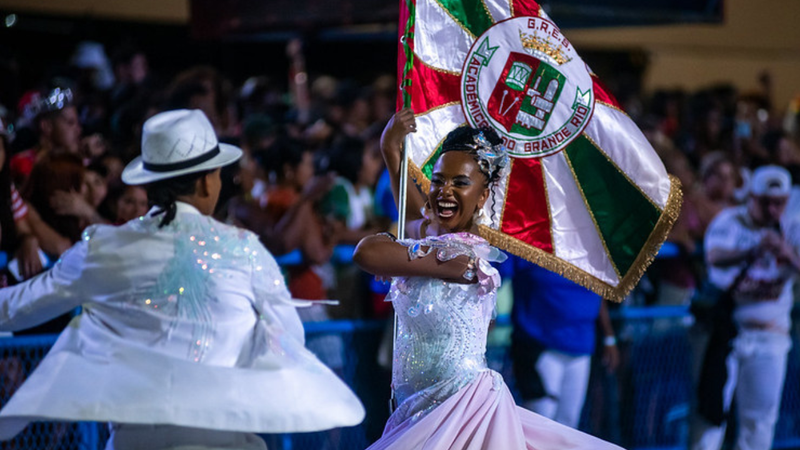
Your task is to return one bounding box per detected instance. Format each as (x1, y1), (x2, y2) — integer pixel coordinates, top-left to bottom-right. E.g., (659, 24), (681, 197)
(381, 108), (427, 224)
(353, 234), (475, 283)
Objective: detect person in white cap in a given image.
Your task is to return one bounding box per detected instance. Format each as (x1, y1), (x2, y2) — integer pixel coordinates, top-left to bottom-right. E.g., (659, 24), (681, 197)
(0, 109), (365, 449)
(692, 165), (800, 450)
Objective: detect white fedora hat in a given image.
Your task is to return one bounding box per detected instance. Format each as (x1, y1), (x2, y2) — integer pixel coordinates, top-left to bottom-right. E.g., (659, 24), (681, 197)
(122, 109), (242, 185)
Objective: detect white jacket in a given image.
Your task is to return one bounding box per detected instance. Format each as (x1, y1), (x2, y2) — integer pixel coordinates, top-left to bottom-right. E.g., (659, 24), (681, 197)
(0, 202), (364, 439)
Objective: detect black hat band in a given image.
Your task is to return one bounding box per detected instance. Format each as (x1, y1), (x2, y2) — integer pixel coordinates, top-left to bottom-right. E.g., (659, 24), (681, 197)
(143, 146), (220, 172)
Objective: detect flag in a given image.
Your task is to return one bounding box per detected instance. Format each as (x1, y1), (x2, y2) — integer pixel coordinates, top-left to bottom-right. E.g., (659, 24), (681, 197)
(397, 0), (682, 302)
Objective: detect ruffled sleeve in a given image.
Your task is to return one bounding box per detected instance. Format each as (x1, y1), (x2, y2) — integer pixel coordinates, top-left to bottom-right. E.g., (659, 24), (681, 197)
(475, 259), (501, 296)
(396, 232), (505, 295)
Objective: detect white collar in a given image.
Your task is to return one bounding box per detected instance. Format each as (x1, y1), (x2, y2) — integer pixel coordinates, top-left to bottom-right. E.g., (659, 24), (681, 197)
(146, 201), (203, 218)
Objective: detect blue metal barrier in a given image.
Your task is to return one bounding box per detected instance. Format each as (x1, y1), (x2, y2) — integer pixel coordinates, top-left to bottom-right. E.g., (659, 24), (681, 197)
(0, 309), (798, 450)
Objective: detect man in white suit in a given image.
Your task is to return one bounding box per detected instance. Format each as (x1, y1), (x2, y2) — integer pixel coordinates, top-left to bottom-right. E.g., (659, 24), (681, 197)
(0, 109), (364, 449)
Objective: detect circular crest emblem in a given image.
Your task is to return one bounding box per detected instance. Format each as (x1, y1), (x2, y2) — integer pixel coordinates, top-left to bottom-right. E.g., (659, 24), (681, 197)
(461, 16), (594, 158)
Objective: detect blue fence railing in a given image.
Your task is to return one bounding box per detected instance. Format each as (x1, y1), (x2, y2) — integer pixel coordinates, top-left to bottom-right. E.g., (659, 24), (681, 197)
(0, 308), (798, 450)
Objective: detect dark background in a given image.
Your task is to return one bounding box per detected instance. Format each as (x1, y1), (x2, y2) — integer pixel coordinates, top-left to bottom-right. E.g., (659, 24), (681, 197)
(0, 0), (722, 108)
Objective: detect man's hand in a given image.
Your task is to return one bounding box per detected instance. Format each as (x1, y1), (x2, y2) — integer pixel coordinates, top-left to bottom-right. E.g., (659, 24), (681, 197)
(763, 230), (800, 271)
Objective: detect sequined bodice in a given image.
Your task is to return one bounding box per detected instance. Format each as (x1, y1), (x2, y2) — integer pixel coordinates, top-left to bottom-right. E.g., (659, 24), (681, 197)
(388, 233), (503, 424)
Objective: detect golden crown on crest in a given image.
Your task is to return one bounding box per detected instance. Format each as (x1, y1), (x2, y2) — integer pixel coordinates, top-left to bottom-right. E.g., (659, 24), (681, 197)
(519, 31), (572, 65)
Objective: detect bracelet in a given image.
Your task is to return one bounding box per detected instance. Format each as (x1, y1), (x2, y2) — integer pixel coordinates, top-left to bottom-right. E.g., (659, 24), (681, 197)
(407, 242), (429, 260)
(603, 335), (617, 347)
(462, 256), (477, 281)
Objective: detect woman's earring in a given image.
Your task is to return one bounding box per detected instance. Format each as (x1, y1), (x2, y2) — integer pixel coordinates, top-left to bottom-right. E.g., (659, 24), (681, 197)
(474, 207), (491, 226)
(421, 200), (431, 220)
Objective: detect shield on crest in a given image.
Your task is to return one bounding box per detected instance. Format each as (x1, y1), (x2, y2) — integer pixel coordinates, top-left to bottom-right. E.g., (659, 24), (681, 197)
(486, 51), (565, 137)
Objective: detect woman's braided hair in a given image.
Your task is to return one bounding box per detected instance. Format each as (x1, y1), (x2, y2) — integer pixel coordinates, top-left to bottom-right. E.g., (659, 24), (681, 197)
(440, 126), (508, 185)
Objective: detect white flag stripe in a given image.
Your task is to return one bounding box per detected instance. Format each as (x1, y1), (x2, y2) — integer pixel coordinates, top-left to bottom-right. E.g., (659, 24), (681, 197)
(415, 0), (476, 73)
(408, 104), (466, 168)
(542, 152), (620, 285)
(584, 104), (671, 209)
(482, 0), (511, 25)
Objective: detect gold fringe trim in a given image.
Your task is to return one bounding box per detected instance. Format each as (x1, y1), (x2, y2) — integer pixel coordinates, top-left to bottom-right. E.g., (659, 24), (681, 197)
(478, 174), (683, 302)
(409, 160), (431, 192)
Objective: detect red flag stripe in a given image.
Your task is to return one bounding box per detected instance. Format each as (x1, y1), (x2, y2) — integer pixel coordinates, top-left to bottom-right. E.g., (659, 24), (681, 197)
(510, 0), (541, 18)
(591, 75), (623, 110)
(500, 158), (553, 253)
(409, 58), (463, 114)
(395, 0), (461, 113)
(396, 0), (415, 110)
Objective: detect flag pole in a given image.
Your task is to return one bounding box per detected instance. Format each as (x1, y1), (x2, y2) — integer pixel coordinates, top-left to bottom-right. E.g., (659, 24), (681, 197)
(397, 140), (410, 240)
(390, 0), (416, 413)
(398, 0), (416, 240)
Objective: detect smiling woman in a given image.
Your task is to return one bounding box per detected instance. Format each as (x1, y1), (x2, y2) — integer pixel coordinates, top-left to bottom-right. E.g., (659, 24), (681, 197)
(427, 145), (489, 231)
(428, 126), (506, 232)
(353, 110), (624, 450)
(353, 112), (506, 280)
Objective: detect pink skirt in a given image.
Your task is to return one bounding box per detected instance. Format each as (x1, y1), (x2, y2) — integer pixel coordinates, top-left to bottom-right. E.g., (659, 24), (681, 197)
(367, 371), (624, 450)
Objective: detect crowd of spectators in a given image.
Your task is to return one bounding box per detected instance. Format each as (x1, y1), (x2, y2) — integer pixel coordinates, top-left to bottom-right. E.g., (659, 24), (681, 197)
(1, 39), (799, 322)
(2, 40), (797, 309)
(637, 76), (800, 308)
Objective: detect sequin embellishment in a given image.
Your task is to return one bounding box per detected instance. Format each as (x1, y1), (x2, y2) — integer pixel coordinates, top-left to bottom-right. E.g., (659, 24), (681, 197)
(132, 214), (258, 362)
(387, 232), (505, 427)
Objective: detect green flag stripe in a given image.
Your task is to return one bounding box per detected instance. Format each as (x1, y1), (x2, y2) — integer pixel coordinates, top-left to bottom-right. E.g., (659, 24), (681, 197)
(420, 122), (465, 180)
(564, 135), (661, 276)
(421, 146), (443, 180)
(434, 0), (495, 39)
(582, 133), (662, 212)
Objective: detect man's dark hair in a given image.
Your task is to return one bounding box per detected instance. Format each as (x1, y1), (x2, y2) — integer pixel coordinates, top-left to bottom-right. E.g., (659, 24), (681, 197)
(146, 169), (214, 228)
